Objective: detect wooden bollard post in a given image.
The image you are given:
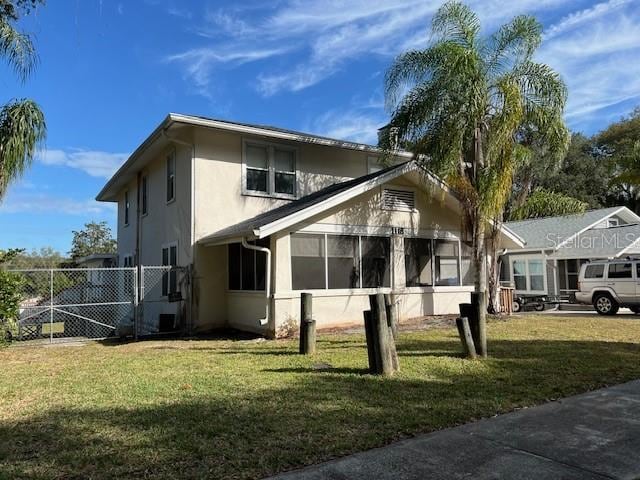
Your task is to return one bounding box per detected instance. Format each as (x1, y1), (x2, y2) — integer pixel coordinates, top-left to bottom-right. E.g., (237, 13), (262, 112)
(384, 294), (399, 341)
(459, 303), (480, 350)
(455, 317), (477, 359)
(363, 310), (378, 373)
(369, 293), (394, 376)
(299, 293), (316, 354)
(384, 294), (400, 372)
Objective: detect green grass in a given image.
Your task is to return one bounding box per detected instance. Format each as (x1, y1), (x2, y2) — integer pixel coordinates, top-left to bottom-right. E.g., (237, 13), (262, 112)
(1, 314), (640, 479)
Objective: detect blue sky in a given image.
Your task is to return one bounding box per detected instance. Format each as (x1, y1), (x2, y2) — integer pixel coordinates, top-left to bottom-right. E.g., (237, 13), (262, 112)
(1, 0), (639, 253)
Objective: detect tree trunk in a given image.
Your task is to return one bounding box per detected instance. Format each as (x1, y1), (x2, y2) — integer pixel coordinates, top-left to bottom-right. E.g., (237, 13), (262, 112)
(487, 227), (501, 314)
(472, 216), (488, 358)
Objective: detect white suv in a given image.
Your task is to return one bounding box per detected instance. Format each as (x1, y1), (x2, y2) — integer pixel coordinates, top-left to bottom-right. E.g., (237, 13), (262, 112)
(576, 259), (640, 315)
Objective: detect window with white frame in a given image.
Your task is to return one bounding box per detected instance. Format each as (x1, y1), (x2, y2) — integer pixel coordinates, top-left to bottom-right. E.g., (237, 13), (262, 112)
(124, 190), (130, 226)
(291, 233), (390, 290)
(244, 140), (296, 198)
(166, 151), (176, 203)
(162, 243), (177, 296)
(512, 258), (545, 292)
(228, 239), (268, 291)
(434, 240), (460, 286)
(141, 175), (148, 215)
(404, 238), (433, 287)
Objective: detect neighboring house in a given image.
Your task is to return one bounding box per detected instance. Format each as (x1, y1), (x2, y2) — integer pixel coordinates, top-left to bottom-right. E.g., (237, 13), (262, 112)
(96, 113), (523, 337)
(74, 253), (118, 303)
(75, 253), (117, 269)
(501, 207), (640, 300)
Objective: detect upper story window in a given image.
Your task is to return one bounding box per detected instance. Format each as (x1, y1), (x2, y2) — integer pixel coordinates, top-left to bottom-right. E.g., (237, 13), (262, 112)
(166, 151), (176, 203)
(141, 175), (148, 215)
(243, 140), (296, 198)
(124, 190), (130, 226)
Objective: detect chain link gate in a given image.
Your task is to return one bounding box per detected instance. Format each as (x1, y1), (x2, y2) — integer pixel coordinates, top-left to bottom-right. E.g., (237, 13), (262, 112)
(4, 268), (137, 344)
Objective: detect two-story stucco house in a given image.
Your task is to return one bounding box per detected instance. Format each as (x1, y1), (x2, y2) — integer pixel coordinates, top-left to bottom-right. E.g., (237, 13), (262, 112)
(96, 113), (524, 337)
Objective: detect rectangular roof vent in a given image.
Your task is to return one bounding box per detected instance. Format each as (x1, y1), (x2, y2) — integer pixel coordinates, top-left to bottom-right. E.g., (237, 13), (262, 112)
(382, 188), (415, 212)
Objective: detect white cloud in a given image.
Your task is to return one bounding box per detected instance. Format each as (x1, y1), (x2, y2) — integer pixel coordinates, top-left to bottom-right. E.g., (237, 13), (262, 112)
(166, 0), (640, 129)
(38, 149), (128, 179)
(0, 193), (116, 216)
(307, 108), (385, 145)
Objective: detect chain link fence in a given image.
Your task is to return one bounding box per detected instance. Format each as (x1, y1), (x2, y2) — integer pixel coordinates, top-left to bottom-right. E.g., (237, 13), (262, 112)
(1, 266), (188, 345)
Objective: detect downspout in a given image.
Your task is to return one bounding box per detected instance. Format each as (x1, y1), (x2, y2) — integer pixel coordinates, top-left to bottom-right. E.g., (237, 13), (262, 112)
(242, 238), (271, 327)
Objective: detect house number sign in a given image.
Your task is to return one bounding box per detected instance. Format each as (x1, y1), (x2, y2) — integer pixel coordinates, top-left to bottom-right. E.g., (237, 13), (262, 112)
(391, 227), (405, 235)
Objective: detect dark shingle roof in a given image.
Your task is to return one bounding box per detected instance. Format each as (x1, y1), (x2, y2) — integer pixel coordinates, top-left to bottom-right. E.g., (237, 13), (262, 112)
(200, 162), (413, 243)
(505, 207), (625, 249)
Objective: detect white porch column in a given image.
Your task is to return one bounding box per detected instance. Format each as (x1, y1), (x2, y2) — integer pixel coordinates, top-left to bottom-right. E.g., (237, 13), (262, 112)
(392, 235), (405, 289)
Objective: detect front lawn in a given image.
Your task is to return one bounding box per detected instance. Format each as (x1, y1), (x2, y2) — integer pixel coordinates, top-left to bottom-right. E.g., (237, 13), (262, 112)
(1, 314), (640, 479)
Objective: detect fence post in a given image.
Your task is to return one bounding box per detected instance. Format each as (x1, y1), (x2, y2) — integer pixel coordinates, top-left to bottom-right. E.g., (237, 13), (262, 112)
(49, 269), (54, 344)
(133, 267), (139, 341)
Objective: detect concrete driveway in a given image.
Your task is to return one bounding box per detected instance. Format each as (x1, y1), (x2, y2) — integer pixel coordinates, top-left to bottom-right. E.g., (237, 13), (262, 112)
(267, 380), (640, 479)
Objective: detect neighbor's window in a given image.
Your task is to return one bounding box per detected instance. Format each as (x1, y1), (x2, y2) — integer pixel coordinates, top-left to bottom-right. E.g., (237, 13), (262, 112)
(228, 239), (268, 291)
(435, 240), (460, 286)
(361, 236), (391, 288)
(162, 244), (177, 296)
(512, 258), (544, 292)
(122, 255), (134, 268)
(244, 140), (296, 197)
(327, 235), (359, 289)
(291, 234), (326, 290)
(404, 238), (433, 287)
(141, 175), (148, 215)
(608, 262), (632, 279)
(124, 190), (130, 226)
(513, 260), (527, 291)
(166, 151), (176, 202)
(585, 264), (605, 279)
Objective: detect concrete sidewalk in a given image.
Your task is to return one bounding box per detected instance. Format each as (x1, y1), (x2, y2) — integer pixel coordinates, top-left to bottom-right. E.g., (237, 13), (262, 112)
(268, 380), (640, 479)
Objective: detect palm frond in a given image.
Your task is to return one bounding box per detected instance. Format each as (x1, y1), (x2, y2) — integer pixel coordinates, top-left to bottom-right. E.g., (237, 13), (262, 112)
(486, 15), (542, 73)
(0, 99), (46, 197)
(509, 188), (588, 220)
(431, 1), (480, 48)
(0, 19), (37, 81)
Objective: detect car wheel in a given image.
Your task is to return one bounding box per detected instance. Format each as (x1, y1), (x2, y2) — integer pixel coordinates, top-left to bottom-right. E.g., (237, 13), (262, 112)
(512, 299), (521, 313)
(533, 303), (545, 312)
(630, 306), (640, 315)
(593, 293), (619, 315)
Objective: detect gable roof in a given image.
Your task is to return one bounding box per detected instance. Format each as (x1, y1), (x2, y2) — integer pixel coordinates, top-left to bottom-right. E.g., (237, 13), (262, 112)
(505, 206), (640, 251)
(96, 113), (413, 202)
(553, 222), (640, 259)
(199, 161), (525, 248)
(199, 162), (417, 244)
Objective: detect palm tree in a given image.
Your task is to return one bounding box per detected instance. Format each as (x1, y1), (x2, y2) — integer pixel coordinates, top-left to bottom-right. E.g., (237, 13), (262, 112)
(0, 0), (46, 198)
(382, 1), (568, 356)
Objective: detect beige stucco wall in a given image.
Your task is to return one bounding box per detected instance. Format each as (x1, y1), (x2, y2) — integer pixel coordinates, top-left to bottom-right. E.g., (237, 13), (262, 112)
(216, 175), (472, 336)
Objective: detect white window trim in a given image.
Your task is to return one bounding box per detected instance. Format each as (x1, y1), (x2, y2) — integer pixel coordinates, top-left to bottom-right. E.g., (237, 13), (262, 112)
(404, 235), (465, 287)
(380, 184), (418, 213)
(226, 241), (267, 293)
(166, 150), (176, 204)
(510, 255), (547, 294)
(290, 232), (393, 291)
(161, 241), (178, 297)
(242, 138), (298, 200)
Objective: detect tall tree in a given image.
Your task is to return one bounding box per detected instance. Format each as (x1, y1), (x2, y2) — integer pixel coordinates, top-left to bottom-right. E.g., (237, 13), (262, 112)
(0, 0), (46, 198)
(382, 1), (568, 356)
(69, 221), (117, 261)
